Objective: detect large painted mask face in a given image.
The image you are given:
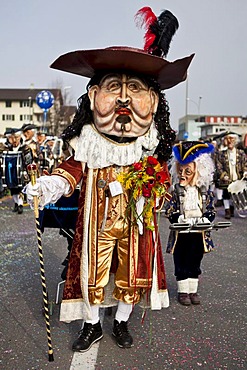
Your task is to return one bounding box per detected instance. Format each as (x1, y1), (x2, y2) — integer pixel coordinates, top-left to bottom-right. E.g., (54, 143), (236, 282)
(88, 73), (159, 137)
(177, 162), (197, 187)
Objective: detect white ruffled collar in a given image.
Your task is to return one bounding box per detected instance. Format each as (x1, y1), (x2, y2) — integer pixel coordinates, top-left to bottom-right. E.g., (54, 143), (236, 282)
(72, 123), (159, 169)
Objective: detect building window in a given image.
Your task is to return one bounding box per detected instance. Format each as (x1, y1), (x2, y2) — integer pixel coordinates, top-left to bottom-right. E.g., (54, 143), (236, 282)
(20, 100), (33, 107)
(20, 114), (32, 121)
(5, 101), (12, 107)
(2, 114), (15, 121)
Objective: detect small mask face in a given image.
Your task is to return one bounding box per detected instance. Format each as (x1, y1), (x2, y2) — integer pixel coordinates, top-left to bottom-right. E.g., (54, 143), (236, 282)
(177, 162), (196, 186)
(8, 134), (21, 147)
(88, 73), (159, 137)
(226, 136), (236, 150)
(24, 129), (34, 140)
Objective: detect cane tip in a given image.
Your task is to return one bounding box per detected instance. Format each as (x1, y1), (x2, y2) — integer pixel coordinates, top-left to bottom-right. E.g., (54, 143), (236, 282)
(48, 353), (54, 362)
(27, 163), (37, 171)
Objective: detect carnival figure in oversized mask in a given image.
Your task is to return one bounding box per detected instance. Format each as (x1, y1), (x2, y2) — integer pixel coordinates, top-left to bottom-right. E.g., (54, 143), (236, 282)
(165, 141), (216, 306)
(214, 132), (247, 219)
(25, 7), (194, 351)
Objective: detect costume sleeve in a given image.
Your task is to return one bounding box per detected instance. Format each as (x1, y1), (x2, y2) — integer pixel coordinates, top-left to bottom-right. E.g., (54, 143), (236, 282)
(164, 191), (180, 223)
(51, 155), (84, 196)
(203, 190), (216, 222)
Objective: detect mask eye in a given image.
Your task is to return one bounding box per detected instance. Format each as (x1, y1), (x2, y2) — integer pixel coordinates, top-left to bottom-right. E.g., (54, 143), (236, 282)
(185, 169), (193, 175)
(107, 81), (121, 92)
(127, 82), (140, 92)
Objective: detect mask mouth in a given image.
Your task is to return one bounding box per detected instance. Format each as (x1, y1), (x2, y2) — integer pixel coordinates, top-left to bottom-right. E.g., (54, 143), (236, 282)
(116, 114), (131, 125)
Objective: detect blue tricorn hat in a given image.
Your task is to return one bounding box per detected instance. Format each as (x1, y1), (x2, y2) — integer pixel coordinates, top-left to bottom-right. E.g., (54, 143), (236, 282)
(173, 141), (214, 165)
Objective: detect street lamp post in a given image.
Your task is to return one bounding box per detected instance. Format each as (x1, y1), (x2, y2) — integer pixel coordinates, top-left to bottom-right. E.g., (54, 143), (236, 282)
(63, 86), (72, 105)
(187, 96), (202, 116)
(28, 96), (32, 123)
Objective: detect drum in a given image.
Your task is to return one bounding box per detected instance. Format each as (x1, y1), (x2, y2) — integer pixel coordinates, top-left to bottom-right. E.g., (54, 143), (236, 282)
(0, 151), (25, 188)
(39, 187), (80, 231)
(228, 179), (247, 218)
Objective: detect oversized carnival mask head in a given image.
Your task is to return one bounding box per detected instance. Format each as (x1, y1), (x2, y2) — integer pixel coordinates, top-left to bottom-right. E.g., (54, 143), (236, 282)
(88, 73), (159, 137)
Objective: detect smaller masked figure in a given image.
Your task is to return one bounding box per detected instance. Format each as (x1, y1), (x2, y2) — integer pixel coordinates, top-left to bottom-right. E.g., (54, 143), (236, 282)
(165, 141), (216, 306)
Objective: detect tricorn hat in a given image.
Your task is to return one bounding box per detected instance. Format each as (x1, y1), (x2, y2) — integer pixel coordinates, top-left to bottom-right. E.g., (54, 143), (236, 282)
(21, 123), (37, 132)
(50, 8), (194, 90)
(173, 141), (214, 165)
(213, 131), (240, 141)
(4, 127), (22, 136)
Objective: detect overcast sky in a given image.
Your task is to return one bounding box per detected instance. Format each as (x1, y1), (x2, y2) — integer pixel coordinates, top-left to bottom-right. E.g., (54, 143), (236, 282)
(1, 0), (246, 130)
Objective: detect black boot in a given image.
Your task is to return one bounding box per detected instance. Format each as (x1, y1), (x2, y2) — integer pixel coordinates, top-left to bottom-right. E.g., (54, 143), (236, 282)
(72, 322), (103, 352)
(230, 205), (234, 217)
(112, 319), (133, 348)
(12, 203), (18, 212)
(225, 209), (231, 219)
(18, 205), (23, 214)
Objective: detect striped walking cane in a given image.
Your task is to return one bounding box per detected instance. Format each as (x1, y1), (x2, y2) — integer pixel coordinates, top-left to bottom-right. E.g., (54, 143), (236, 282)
(27, 164), (54, 362)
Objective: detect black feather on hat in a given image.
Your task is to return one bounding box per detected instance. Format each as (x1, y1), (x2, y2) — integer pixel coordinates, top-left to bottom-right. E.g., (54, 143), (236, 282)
(135, 7), (179, 57)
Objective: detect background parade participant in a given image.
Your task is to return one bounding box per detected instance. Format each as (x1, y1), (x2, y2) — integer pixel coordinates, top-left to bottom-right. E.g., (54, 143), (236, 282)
(215, 132), (247, 219)
(165, 141), (216, 305)
(25, 7), (194, 351)
(36, 131), (53, 174)
(2, 128), (25, 214)
(21, 123), (38, 162)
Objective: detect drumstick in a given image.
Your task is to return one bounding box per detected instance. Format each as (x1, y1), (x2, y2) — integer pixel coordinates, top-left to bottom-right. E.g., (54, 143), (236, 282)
(27, 164), (54, 362)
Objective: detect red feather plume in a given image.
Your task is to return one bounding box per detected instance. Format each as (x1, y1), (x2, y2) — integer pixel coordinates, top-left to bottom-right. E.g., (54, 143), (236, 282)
(135, 7), (157, 52)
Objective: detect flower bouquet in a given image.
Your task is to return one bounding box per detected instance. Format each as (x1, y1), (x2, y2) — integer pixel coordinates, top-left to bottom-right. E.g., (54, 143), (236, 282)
(117, 156), (170, 232)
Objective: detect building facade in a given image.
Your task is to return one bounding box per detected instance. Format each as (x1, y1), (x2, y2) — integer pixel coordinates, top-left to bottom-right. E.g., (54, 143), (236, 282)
(0, 88), (76, 136)
(178, 114), (247, 142)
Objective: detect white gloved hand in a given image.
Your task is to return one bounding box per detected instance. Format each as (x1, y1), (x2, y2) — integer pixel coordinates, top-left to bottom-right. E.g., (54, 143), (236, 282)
(178, 215), (193, 225)
(23, 175), (71, 210)
(23, 179), (44, 210)
(25, 182), (41, 197)
(197, 217), (210, 224)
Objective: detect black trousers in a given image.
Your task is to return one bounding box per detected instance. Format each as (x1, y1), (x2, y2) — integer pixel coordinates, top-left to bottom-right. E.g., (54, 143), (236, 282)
(173, 232), (204, 281)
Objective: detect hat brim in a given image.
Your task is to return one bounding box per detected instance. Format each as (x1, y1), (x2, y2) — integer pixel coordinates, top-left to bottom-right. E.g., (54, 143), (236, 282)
(213, 131), (241, 140)
(50, 47), (194, 90)
(22, 124), (37, 132)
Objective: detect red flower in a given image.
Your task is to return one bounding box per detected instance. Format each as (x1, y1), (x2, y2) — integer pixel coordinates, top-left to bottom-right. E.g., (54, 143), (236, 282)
(142, 184), (151, 197)
(146, 166), (155, 176)
(147, 156), (158, 165)
(148, 179), (155, 188)
(156, 171), (169, 184)
(133, 162), (143, 171)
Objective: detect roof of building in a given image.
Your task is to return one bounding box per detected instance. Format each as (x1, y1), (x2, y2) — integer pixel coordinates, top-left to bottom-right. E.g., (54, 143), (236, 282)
(0, 88), (62, 102)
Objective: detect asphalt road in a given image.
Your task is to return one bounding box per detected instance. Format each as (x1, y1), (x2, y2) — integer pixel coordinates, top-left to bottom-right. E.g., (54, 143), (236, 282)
(0, 196), (246, 370)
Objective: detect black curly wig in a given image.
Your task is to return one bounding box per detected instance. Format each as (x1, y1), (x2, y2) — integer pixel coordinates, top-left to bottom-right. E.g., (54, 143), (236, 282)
(62, 71), (176, 162)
